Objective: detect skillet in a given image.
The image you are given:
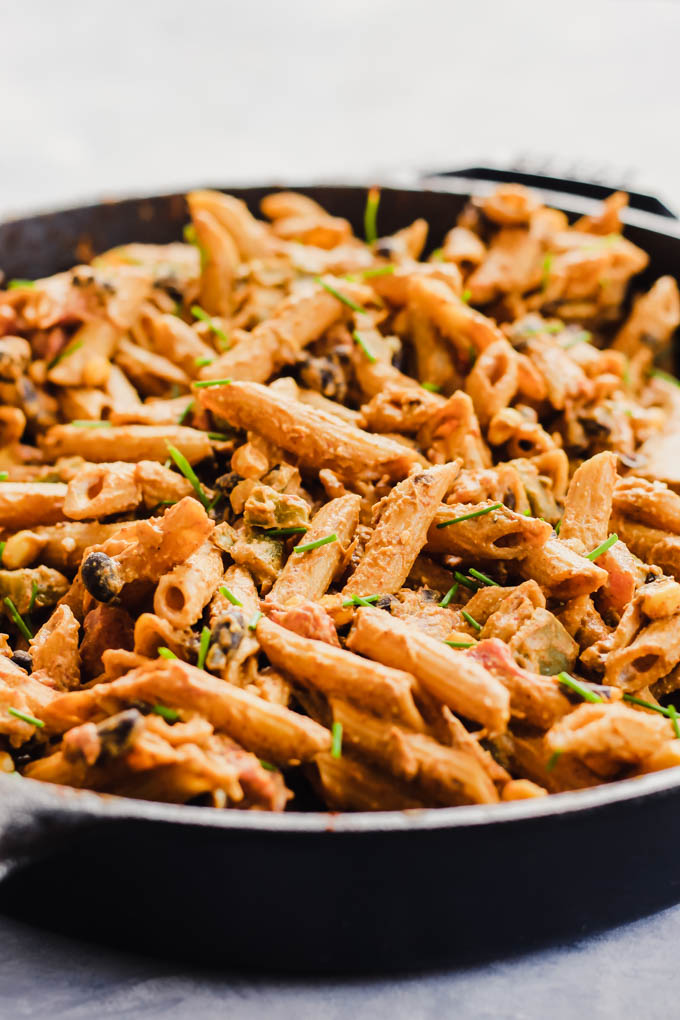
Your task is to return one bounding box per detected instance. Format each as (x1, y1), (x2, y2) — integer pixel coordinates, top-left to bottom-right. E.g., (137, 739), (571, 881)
(1, 171), (680, 973)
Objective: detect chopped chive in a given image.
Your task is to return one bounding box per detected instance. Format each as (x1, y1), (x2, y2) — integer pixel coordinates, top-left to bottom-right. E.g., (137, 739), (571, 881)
(585, 533), (618, 561)
(468, 345), (477, 366)
(71, 420), (112, 428)
(421, 381), (441, 393)
(165, 443), (212, 510)
(468, 567), (496, 587)
(562, 330), (592, 349)
(7, 279), (35, 289)
(0, 541), (5, 563)
(7, 707), (44, 728)
(316, 278), (366, 314)
(341, 593), (380, 608)
(331, 720), (343, 759)
(190, 305), (230, 349)
(541, 253), (553, 290)
(352, 329), (377, 363)
(454, 571), (477, 590)
(263, 526), (309, 538)
(193, 377), (232, 388)
(439, 583), (459, 608)
(47, 339), (84, 370)
(152, 704), (180, 722)
(0, 472), (7, 482)
(444, 640), (475, 649)
(649, 368), (680, 388)
(293, 532), (337, 554)
(248, 610), (263, 630)
(461, 289), (471, 304)
(361, 264), (395, 279)
(219, 586), (243, 607)
(3, 597), (33, 641)
(364, 187), (380, 244)
(554, 519), (562, 535)
(183, 224), (208, 267)
(461, 609), (482, 632)
(558, 671), (602, 704)
(546, 750), (562, 772)
(436, 502), (502, 528)
(623, 694), (678, 719)
(207, 431), (231, 442)
(669, 704), (680, 740)
(195, 356), (215, 367)
(157, 647), (178, 660)
(259, 759), (276, 771)
(196, 625), (211, 670)
(522, 508), (532, 516)
(27, 581), (39, 615)
(178, 400), (194, 425)
(430, 248), (444, 262)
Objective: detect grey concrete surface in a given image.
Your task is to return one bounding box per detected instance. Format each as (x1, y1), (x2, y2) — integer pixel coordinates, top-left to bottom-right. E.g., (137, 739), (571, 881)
(1, 1), (680, 1016)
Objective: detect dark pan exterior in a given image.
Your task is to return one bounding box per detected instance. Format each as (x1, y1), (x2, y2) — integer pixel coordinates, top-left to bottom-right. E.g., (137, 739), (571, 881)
(1, 178), (680, 972)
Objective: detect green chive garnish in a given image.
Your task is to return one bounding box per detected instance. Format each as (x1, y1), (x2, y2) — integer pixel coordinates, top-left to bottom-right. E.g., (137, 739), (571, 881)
(453, 571), (477, 590)
(444, 640), (475, 649)
(436, 503), (502, 528)
(195, 356), (215, 367)
(0, 541), (5, 563)
(264, 526), (309, 538)
(293, 533), (338, 554)
(562, 330), (592, 349)
(191, 305), (230, 350)
(316, 278), (366, 314)
(196, 625), (211, 670)
(71, 420), (112, 428)
(649, 368), (680, 388)
(193, 378), (232, 388)
(7, 707), (44, 728)
(248, 610), (263, 630)
(331, 720), (343, 759)
(166, 443), (212, 510)
(47, 339), (84, 370)
(341, 593), (380, 608)
(178, 400), (194, 425)
(554, 519), (562, 535)
(421, 381), (441, 393)
(3, 597), (33, 641)
(541, 253), (553, 290)
(360, 264), (394, 279)
(352, 329), (377, 363)
(7, 279), (34, 289)
(157, 647), (178, 660)
(461, 610), (482, 632)
(259, 759), (276, 771)
(207, 432), (231, 442)
(585, 533), (618, 561)
(430, 248), (444, 262)
(558, 671), (602, 703)
(461, 289), (471, 304)
(364, 187), (380, 244)
(219, 586), (243, 607)
(27, 581), (39, 615)
(546, 750), (562, 772)
(153, 704), (180, 722)
(669, 704), (680, 740)
(622, 694), (680, 723)
(439, 583), (459, 608)
(0, 472), (7, 482)
(468, 568), (496, 587)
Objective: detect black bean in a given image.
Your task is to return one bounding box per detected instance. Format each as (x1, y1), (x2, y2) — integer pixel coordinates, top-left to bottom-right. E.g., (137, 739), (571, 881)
(81, 551), (123, 603)
(10, 650), (32, 674)
(97, 709), (144, 758)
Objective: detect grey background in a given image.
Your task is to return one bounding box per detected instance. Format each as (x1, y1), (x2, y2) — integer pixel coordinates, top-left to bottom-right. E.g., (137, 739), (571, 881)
(1, 1), (680, 1016)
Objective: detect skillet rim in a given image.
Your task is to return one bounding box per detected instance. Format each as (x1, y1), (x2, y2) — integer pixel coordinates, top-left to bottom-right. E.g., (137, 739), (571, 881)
(2, 177), (680, 837)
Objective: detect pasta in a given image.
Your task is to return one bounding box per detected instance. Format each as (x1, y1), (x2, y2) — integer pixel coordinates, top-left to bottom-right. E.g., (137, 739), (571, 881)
(1, 181), (680, 813)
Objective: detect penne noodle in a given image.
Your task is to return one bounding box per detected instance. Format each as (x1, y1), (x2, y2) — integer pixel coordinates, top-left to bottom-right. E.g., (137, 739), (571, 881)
(0, 482), (67, 530)
(154, 540), (224, 629)
(39, 424), (213, 465)
(427, 500), (551, 560)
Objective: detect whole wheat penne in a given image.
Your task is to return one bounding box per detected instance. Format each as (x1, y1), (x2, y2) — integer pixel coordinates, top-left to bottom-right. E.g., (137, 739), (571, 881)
(115, 337), (189, 395)
(518, 537), (609, 598)
(408, 275), (505, 358)
(191, 208), (239, 317)
(610, 513), (680, 579)
(154, 540), (224, 629)
(197, 379), (425, 480)
(30, 604), (81, 690)
(148, 313), (216, 375)
(267, 494), (360, 605)
(1, 521), (124, 571)
(257, 615), (423, 729)
(347, 607), (510, 734)
(545, 702), (673, 765)
(603, 615), (680, 691)
(427, 500), (551, 560)
(0, 655), (57, 746)
(187, 190), (277, 260)
(42, 658), (331, 765)
(0, 482), (67, 530)
(465, 339), (519, 426)
(559, 451), (618, 552)
(133, 612), (195, 660)
(343, 462), (460, 596)
(612, 476), (680, 533)
(39, 424), (212, 464)
(330, 698), (499, 806)
(315, 752), (427, 811)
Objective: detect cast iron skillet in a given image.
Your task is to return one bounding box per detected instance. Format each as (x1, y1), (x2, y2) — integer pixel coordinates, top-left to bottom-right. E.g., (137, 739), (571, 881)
(1, 172), (680, 974)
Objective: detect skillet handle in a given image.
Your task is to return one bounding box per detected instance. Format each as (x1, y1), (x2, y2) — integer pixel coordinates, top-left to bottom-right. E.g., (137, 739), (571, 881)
(421, 165), (679, 219)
